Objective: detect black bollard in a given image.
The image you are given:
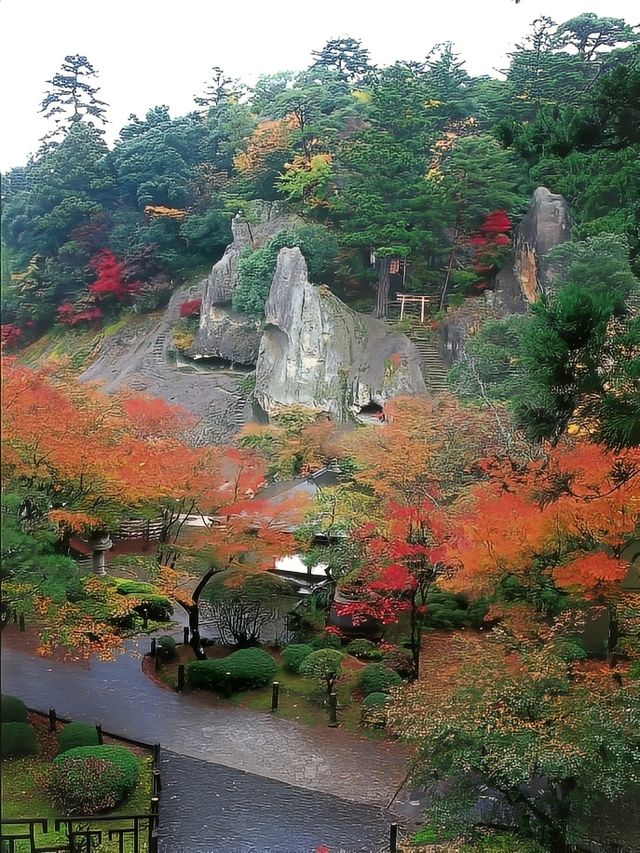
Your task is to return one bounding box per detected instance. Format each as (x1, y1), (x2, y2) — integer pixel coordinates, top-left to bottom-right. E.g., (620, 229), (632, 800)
(48, 708), (57, 732)
(155, 655), (161, 673)
(12, 609), (18, 623)
(177, 664), (185, 692)
(328, 690), (338, 727)
(183, 626), (189, 645)
(271, 681), (280, 711)
(19, 613), (25, 632)
(150, 638), (157, 656)
(390, 822), (398, 853)
(96, 723), (103, 744)
(142, 608), (149, 629)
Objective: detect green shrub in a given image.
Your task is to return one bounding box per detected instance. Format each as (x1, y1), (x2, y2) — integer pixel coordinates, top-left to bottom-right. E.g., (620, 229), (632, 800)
(361, 692), (389, 727)
(186, 648), (277, 693)
(467, 832), (547, 852)
(425, 588), (488, 631)
(346, 639), (383, 660)
(227, 648), (277, 689)
(362, 692), (389, 708)
(156, 636), (178, 662)
(382, 645), (415, 678)
(1, 694), (28, 723)
(52, 746), (139, 815)
(1, 722), (38, 757)
(311, 631), (342, 650)
(282, 643), (314, 674)
(113, 579), (173, 621)
(299, 649), (345, 695)
(360, 664), (402, 694)
(58, 722), (99, 754)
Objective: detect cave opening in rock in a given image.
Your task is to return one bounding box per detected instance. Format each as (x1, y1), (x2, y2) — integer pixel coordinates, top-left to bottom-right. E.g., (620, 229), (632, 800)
(358, 402), (383, 416)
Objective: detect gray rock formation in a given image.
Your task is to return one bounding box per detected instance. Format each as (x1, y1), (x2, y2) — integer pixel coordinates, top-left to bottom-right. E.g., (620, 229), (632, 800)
(254, 247), (427, 420)
(494, 186), (571, 313)
(191, 307), (262, 365)
(195, 202), (300, 361)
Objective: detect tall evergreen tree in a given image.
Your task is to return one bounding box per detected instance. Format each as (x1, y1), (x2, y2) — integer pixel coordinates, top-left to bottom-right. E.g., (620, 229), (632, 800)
(39, 55), (108, 142)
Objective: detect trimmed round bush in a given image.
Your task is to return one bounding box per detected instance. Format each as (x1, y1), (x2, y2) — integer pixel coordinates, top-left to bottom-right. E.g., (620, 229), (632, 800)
(225, 648), (277, 689)
(360, 664), (403, 694)
(1, 722), (38, 757)
(187, 648), (277, 694)
(1, 694), (28, 723)
(53, 746), (139, 814)
(347, 639), (383, 660)
(156, 636), (178, 663)
(362, 692), (389, 708)
(58, 722), (99, 754)
(282, 644), (314, 674)
(311, 631), (342, 650)
(114, 579), (173, 621)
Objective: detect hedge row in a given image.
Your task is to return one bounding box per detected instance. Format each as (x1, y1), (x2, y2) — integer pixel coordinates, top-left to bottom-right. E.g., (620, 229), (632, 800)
(187, 647), (277, 693)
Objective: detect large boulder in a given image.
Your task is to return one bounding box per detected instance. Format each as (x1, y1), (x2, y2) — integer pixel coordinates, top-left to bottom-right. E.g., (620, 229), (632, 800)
(254, 247), (427, 420)
(494, 186), (571, 312)
(191, 306), (261, 365)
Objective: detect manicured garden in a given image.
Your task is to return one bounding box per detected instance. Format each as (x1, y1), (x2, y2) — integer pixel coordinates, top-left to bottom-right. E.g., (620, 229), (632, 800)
(151, 633), (411, 735)
(1, 694), (154, 853)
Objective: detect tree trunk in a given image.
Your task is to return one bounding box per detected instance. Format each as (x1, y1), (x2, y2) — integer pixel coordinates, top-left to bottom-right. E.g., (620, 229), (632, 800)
(376, 257), (392, 319)
(409, 599), (421, 680)
(176, 567), (217, 661)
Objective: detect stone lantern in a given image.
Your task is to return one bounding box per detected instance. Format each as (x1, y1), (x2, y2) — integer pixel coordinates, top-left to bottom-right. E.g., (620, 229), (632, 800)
(87, 530), (113, 577)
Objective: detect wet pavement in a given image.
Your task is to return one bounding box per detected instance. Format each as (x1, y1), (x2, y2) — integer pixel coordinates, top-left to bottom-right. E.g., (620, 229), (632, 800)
(1, 631), (409, 806)
(159, 750), (393, 852)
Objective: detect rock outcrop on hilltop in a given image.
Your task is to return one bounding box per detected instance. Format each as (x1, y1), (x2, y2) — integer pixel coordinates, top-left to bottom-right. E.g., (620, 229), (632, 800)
(494, 186), (571, 312)
(195, 202), (300, 361)
(254, 247), (427, 420)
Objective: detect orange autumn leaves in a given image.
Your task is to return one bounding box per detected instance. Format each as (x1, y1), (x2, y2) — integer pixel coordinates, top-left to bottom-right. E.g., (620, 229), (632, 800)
(1, 356), (267, 533)
(447, 442), (639, 597)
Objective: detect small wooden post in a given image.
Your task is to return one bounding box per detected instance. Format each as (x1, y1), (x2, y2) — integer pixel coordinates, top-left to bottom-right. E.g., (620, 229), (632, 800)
(420, 295), (425, 324)
(399, 294), (406, 321)
(48, 708), (57, 732)
(328, 690), (338, 727)
(150, 796), (160, 853)
(390, 822), (398, 853)
(271, 681), (280, 712)
(154, 655), (161, 673)
(12, 609), (18, 623)
(142, 608), (149, 629)
(177, 664), (185, 692)
(150, 638), (157, 656)
(183, 626), (189, 645)
(19, 613), (25, 632)
(96, 723), (103, 745)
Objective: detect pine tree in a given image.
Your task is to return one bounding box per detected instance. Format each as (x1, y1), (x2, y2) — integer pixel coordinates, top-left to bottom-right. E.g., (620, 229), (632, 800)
(40, 55), (108, 142)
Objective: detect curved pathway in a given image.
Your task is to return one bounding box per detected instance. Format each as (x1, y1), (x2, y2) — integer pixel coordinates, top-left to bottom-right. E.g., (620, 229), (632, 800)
(1, 630), (414, 851)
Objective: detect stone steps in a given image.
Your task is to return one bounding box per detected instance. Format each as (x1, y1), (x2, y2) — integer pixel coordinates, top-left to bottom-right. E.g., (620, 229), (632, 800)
(383, 318), (449, 393)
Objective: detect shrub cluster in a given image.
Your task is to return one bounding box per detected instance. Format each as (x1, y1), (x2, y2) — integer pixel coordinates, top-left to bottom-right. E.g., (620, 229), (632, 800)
(360, 664), (403, 694)
(346, 639), (383, 660)
(156, 635), (178, 663)
(52, 746), (139, 815)
(425, 588), (488, 631)
(113, 579), (173, 621)
(57, 722), (99, 754)
(186, 648), (277, 694)
(361, 692), (389, 727)
(310, 631), (342, 651)
(1, 694), (28, 723)
(1, 722), (38, 757)
(281, 643), (314, 674)
(382, 645), (415, 678)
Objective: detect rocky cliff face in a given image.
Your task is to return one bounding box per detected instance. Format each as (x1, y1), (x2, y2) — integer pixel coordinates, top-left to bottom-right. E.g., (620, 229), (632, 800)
(494, 186), (571, 313)
(254, 248), (427, 419)
(195, 202), (300, 361)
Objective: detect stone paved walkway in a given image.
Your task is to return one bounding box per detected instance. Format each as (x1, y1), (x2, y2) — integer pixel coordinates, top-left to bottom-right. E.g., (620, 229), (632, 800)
(1, 633), (413, 851)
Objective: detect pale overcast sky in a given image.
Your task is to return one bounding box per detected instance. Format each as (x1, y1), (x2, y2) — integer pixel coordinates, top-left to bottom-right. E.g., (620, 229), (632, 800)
(0, 0), (637, 171)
